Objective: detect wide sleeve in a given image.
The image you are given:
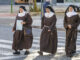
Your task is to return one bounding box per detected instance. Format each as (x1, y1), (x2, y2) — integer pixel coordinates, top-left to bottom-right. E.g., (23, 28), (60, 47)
(41, 16), (44, 29)
(24, 13), (33, 26)
(49, 15), (57, 30)
(64, 15), (68, 29)
(13, 17), (17, 31)
(71, 15), (80, 29)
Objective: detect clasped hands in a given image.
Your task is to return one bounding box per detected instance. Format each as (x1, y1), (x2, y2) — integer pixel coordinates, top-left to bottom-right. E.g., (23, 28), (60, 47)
(21, 22), (26, 25)
(68, 24), (72, 29)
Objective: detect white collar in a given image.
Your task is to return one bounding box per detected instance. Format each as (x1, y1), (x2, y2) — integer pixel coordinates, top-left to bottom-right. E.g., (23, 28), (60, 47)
(18, 11), (26, 17)
(45, 12), (54, 18)
(66, 11), (78, 17)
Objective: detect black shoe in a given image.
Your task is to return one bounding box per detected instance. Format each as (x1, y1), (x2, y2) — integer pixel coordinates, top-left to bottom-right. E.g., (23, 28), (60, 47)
(13, 51), (20, 55)
(24, 51), (30, 55)
(38, 51), (43, 55)
(72, 51), (76, 54)
(67, 54), (73, 57)
(51, 53), (56, 56)
(66, 53), (74, 57)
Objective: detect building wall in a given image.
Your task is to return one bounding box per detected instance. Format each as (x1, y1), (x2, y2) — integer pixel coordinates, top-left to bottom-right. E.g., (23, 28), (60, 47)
(52, 0), (80, 5)
(0, 0), (80, 5)
(64, 0), (80, 2)
(0, 0), (41, 5)
(56, 0), (80, 3)
(0, 0), (14, 5)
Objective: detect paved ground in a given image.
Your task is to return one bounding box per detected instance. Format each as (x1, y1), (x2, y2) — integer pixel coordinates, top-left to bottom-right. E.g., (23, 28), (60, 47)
(0, 26), (80, 60)
(0, 5), (70, 13)
(0, 0), (14, 5)
(0, 13), (80, 30)
(0, 5), (29, 13)
(0, 13), (80, 60)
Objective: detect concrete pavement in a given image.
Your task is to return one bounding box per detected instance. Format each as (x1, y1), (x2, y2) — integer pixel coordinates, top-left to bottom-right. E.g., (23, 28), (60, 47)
(0, 13), (80, 31)
(0, 13), (80, 60)
(0, 6), (80, 60)
(0, 5), (69, 13)
(0, 26), (80, 60)
(0, 13), (64, 31)
(0, 5), (80, 31)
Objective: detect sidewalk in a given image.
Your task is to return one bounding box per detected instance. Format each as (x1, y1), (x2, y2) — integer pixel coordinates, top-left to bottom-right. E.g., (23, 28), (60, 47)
(0, 5), (67, 13)
(24, 52), (80, 60)
(0, 5), (80, 13)
(0, 5), (29, 13)
(0, 5), (68, 31)
(0, 13), (80, 31)
(0, 13), (65, 31)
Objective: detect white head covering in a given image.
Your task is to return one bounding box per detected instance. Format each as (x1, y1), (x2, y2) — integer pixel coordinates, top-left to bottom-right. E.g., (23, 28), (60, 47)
(45, 12), (54, 18)
(66, 10), (78, 17)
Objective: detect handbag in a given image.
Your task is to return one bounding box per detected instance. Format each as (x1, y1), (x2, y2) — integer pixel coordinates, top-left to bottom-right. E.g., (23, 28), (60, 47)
(24, 28), (32, 36)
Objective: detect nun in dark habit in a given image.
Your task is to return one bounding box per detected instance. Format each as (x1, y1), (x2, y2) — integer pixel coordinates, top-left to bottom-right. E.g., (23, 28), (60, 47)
(38, 6), (58, 55)
(64, 5), (80, 57)
(12, 6), (33, 55)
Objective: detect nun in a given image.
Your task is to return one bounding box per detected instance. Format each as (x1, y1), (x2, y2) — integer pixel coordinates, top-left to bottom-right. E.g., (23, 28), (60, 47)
(38, 6), (58, 55)
(64, 5), (80, 57)
(12, 6), (33, 55)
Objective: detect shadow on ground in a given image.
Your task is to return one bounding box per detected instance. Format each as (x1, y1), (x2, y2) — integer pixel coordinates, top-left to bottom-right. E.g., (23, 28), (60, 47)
(32, 53), (72, 60)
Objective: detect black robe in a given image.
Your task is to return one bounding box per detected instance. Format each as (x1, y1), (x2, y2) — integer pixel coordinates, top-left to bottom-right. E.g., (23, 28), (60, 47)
(12, 13), (33, 50)
(64, 15), (80, 56)
(40, 15), (58, 54)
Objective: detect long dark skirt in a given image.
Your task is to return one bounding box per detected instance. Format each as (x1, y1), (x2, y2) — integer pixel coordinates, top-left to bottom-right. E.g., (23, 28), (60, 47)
(23, 34), (33, 49)
(65, 29), (77, 56)
(40, 27), (58, 54)
(12, 30), (33, 50)
(12, 30), (24, 50)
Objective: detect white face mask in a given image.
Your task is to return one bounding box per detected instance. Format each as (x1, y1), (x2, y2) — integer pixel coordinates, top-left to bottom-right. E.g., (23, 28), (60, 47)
(18, 9), (26, 17)
(66, 10), (78, 17)
(45, 12), (54, 18)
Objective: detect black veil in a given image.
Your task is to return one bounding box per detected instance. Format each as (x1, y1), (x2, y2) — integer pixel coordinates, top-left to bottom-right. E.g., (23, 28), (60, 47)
(19, 6), (27, 13)
(64, 5), (78, 20)
(45, 5), (55, 13)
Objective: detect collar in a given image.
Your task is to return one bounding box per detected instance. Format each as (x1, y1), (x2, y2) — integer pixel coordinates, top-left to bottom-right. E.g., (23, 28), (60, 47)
(45, 12), (54, 18)
(66, 11), (78, 17)
(18, 11), (26, 17)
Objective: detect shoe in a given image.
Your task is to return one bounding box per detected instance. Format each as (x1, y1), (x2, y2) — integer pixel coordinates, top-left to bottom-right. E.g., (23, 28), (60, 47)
(51, 53), (56, 56)
(66, 53), (74, 57)
(38, 51), (43, 55)
(72, 51), (76, 54)
(24, 51), (30, 55)
(13, 51), (20, 55)
(67, 54), (73, 57)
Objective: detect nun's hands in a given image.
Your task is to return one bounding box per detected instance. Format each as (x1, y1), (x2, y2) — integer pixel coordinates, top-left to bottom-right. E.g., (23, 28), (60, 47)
(21, 22), (26, 25)
(12, 30), (15, 32)
(68, 25), (72, 29)
(48, 29), (51, 32)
